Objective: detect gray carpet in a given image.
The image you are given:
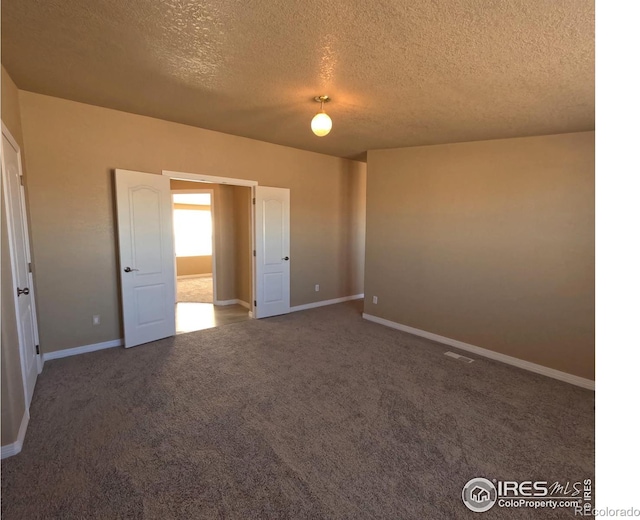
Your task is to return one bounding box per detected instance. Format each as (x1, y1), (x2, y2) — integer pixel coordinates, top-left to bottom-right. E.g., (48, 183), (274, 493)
(1, 300), (594, 519)
(177, 276), (214, 303)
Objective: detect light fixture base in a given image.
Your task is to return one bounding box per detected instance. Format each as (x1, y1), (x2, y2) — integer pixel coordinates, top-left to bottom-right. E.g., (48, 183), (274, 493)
(314, 95), (330, 104)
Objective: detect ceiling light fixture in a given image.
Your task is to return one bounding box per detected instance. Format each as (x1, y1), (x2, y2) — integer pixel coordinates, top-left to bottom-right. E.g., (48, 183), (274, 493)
(311, 95), (332, 137)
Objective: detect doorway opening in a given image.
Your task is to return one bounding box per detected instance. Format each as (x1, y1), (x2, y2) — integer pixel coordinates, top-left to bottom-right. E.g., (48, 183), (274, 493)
(171, 180), (252, 333)
(115, 168), (290, 347)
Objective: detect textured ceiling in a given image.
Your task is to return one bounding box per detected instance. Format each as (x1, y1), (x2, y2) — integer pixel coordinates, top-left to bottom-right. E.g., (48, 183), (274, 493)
(1, 0), (594, 160)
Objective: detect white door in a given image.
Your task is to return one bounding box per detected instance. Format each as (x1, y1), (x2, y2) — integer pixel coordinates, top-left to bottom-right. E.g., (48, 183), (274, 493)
(254, 186), (290, 318)
(1, 126), (40, 408)
(115, 169), (176, 347)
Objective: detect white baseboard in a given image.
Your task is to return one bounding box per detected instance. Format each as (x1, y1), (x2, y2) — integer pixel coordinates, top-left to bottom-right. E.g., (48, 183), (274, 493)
(290, 294), (364, 312)
(42, 338), (123, 362)
(215, 299), (250, 308)
(1, 408), (29, 459)
(177, 274), (212, 280)
(362, 313), (595, 391)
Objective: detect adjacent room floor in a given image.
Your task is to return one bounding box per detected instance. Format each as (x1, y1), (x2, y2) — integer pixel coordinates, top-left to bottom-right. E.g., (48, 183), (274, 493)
(176, 276), (214, 304)
(175, 276), (250, 333)
(176, 303), (250, 333)
(1, 301), (594, 519)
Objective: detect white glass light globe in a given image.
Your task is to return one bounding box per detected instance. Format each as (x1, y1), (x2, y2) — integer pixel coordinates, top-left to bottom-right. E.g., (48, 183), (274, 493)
(311, 112), (332, 136)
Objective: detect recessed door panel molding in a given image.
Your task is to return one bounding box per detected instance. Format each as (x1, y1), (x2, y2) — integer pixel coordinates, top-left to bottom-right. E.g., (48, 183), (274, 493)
(130, 186), (163, 275)
(134, 285), (166, 325)
(255, 186), (290, 318)
(264, 273), (284, 304)
(263, 199), (284, 265)
(115, 169), (176, 347)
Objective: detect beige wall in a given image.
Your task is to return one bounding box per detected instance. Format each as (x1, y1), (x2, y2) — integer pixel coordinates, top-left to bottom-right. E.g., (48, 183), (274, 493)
(233, 186), (252, 305)
(176, 256), (212, 277)
(364, 132), (594, 379)
(346, 164), (367, 296)
(2, 68), (26, 158)
(213, 184), (237, 302)
(1, 66), (27, 446)
(18, 91), (366, 353)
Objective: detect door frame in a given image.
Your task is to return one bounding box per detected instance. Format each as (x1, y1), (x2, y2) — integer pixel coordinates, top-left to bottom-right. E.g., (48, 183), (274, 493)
(1, 121), (43, 412)
(171, 188), (217, 303)
(163, 170), (258, 317)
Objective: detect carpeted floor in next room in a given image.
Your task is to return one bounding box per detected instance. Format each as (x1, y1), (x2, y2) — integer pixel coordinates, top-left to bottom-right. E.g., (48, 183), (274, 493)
(176, 276), (214, 303)
(1, 300), (594, 519)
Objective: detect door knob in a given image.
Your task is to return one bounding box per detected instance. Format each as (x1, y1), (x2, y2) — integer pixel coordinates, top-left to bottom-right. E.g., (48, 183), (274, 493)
(124, 267), (140, 273)
(17, 287), (30, 297)
(283, 256), (289, 261)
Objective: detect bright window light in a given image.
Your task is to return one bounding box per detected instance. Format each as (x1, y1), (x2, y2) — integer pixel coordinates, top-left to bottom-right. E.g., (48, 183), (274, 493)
(173, 193), (211, 206)
(173, 209), (212, 257)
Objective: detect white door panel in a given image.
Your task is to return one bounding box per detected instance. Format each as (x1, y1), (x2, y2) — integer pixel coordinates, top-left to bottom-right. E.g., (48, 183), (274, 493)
(2, 129), (39, 409)
(115, 169), (176, 347)
(255, 186), (290, 318)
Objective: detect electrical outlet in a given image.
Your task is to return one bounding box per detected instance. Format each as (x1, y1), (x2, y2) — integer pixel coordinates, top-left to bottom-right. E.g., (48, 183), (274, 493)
(372, 296), (378, 304)
(315, 284), (320, 292)
(92, 315), (101, 325)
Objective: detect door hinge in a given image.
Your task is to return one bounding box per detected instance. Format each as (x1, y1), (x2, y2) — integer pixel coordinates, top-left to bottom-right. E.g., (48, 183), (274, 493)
(254, 300), (257, 307)
(28, 262), (33, 273)
(252, 197), (256, 205)
(35, 344), (40, 355)
(19, 176), (24, 186)
(253, 250), (256, 257)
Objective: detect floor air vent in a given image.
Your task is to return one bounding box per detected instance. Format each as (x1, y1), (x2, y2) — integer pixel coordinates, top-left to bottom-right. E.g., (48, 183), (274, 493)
(444, 351), (475, 363)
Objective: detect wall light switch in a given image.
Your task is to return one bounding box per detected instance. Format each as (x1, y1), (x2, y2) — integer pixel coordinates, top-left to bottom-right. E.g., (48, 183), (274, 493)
(315, 284), (320, 292)
(93, 315), (101, 325)
(373, 296), (378, 304)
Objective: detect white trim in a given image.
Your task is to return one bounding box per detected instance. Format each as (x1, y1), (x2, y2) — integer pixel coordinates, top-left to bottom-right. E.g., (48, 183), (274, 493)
(250, 186), (256, 319)
(42, 339), (123, 362)
(362, 314), (595, 391)
(1, 408), (29, 459)
(290, 294), (364, 312)
(215, 299), (237, 306)
(214, 299), (250, 308)
(176, 273), (212, 280)
(163, 170), (258, 187)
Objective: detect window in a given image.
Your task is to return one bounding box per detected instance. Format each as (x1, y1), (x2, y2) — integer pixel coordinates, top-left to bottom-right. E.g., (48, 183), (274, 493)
(172, 194), (212, 257)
